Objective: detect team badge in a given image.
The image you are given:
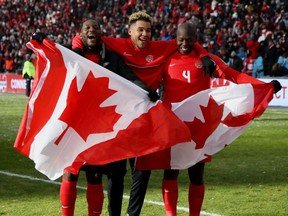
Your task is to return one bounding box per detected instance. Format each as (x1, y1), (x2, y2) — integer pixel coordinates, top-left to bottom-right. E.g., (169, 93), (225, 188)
(145, 55), (153, 63)
(195, 61), (202, 68)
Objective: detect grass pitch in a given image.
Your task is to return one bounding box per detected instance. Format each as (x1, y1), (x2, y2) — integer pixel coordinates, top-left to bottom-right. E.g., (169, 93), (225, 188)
(0, 93), (287, 216)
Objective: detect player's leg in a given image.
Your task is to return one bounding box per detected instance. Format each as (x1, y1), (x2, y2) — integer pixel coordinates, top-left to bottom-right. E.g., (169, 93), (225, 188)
(188, 162), (205, 216)
(162, 169), (180, 216)
(85, 166), (104, 216)
(107, 159), (127, 216)
(60, 171), (79, 216)
(127, 158), (151, 216)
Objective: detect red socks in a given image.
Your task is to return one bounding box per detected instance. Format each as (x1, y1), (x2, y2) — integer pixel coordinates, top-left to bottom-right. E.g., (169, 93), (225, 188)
(86, 183), (104, 216)
(162, 179), (178, 216)
(60, 179), (203, 216)
(188, 184), (205, 216)
(60, 180), (77, 216)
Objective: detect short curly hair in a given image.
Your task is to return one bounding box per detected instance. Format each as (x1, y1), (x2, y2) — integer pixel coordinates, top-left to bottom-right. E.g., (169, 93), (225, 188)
(128, 11), (153, 26)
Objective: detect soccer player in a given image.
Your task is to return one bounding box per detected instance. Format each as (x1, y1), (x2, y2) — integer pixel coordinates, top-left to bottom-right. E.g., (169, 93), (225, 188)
(33, 18), (156, 216)
(61, 11), (170, 215)
(101, 11), (214, 216)
(160, 22), (282, 216)
(72, 11), (214, 216)
(60, 19), (128, 216)
(102, 11), (168, 215)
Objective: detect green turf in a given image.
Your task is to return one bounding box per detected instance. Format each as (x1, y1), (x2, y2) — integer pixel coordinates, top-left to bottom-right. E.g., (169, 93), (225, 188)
(0, 93), (287, 216)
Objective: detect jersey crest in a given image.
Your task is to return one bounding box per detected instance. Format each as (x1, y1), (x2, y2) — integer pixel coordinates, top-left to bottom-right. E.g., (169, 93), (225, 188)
(145, 55), (154, 63)
(195, 60), (202, 68)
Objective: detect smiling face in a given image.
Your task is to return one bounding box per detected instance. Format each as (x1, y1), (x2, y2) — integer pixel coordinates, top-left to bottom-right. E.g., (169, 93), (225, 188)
(80, 19), (101, 48)
(128, 20), (151, 49)
(177, 23), (197, 55)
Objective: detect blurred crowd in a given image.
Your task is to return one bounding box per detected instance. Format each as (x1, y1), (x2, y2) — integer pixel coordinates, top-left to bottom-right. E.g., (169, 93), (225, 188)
(0, 0), (288, 77)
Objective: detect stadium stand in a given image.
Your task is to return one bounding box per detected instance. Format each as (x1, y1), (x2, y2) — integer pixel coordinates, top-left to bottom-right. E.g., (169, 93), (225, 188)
(0, 0), (287, 77)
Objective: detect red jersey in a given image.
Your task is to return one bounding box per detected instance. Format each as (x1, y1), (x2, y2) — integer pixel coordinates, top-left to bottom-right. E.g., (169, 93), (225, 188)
(163, 52), (264, 104)
(83, 53), (100, 63)
(71, 34), (101, 64)
(163, 51), (210, 104)
(246, 39), (259, 59)
(101, 37), (207, 90)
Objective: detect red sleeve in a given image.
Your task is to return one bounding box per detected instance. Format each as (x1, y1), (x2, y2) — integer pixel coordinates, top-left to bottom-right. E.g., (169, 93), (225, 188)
(101, 37), (177, 67)
(193, 42), (209, 58)
(72, 34), (83, 50)
(101, 36), (126, 53)
(210, 54), (264, 85)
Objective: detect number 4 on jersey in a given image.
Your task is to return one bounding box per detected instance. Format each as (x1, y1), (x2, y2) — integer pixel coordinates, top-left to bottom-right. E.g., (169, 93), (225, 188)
(182, 70), (191, 83)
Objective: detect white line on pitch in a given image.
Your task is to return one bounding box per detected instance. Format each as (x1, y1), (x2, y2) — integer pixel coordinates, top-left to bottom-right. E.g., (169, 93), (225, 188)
(0, 170), (222, 216)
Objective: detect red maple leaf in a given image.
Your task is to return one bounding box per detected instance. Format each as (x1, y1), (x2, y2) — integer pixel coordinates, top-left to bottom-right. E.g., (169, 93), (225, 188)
(184, 96), (224, 149)
(222, 112), (252, 127)
(57, 71), (121, 142)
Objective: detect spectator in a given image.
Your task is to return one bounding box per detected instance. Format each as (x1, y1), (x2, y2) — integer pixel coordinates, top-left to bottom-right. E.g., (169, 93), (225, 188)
(242, 51), (255, 76)
(228, 51), (243, 72)
(246, 34), (260, 59)
(217, 46), (229, 63)
(252, 50), (265, 78)
(272, 50), (288, 76)
(0, 53), (4, 73)
(4, 55), (14, 73)
(237, 47), (247, 60)
(264, 39), (280, 76)
(0, 1), (288, 75)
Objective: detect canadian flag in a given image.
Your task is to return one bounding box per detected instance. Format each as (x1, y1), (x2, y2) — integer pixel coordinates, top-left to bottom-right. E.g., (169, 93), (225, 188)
(13, 39), (191, 180)
(136, 82), (274, 170)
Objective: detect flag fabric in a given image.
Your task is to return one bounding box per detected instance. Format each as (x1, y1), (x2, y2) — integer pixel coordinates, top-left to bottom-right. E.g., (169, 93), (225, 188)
(13, 39), (191, 180)
(136, 82), (274, 170)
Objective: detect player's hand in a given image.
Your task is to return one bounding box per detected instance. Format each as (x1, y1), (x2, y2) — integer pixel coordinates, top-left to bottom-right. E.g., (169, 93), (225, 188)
(32, 32), (46, 44)
(271, 80), (282, 93)
(201, 56), (216, 77)
(148, 90), (160, 102)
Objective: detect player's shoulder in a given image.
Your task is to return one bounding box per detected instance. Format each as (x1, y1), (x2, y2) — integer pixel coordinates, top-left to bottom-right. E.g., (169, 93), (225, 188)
(151, 39), (176, 46)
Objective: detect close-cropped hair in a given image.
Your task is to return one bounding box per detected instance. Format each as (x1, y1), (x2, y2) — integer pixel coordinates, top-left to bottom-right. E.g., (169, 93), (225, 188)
(80, 18), (101, 29)
(177, 22), (197, 36)
(128, 11), (153, 26)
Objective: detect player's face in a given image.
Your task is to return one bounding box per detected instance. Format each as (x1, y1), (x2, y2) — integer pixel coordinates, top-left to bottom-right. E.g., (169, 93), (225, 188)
(129, 20), (151, 49)
(177, 28), (196, 55)
(81, 20), (101, 47)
